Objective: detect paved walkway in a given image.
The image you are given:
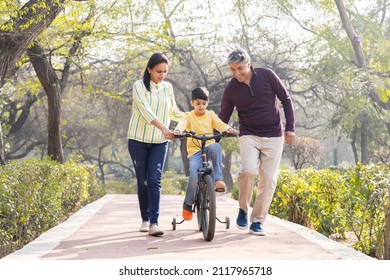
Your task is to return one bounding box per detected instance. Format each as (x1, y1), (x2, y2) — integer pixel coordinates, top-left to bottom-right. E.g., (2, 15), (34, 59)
(4, 194), (373, 260)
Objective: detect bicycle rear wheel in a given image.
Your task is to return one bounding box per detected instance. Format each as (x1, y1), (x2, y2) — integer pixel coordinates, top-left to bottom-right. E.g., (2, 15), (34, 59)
(200, 174), (216, 241)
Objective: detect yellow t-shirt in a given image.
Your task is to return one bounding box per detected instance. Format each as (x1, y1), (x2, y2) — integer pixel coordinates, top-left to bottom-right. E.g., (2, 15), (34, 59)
(175, 110), (231, 157)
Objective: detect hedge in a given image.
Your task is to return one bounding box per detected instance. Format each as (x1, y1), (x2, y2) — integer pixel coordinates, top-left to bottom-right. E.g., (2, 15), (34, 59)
(0, 158), (105, 258)
(270, 164), (390, 259)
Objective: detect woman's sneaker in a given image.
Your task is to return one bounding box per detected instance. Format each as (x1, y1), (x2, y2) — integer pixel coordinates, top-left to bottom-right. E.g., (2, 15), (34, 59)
(139, 221), (149, 232)
(149, 224), (164, 236)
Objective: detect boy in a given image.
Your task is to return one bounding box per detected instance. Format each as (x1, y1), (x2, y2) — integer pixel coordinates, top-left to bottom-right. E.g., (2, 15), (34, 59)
(175, 87), (235, 221)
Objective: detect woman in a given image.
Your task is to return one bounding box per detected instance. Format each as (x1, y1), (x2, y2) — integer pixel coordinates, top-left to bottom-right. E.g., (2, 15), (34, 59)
(127, 52), (183, 236)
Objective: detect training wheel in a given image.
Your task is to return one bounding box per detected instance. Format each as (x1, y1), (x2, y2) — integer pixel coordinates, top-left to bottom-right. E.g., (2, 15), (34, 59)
(172, 217), (176, 230)
(225, 216), (230, 229)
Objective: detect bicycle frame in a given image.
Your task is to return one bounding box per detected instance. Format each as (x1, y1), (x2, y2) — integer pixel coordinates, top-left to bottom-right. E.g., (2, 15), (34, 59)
(179, 131), (232, 189)
(199, 137), (213, 177)
(172, 131), (236, 241)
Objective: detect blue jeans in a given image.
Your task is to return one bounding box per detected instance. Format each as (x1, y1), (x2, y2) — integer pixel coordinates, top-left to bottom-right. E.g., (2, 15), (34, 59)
(128, 139), (168, 225)
(184, 142), (223, 207)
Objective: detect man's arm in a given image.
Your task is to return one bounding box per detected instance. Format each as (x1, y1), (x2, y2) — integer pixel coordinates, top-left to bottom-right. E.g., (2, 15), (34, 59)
(218, 88), (234, 123)
(268, 68), (296, 136)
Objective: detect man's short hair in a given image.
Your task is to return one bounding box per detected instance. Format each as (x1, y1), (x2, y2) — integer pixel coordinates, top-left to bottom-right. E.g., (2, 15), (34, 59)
(227, 49), (251, 64)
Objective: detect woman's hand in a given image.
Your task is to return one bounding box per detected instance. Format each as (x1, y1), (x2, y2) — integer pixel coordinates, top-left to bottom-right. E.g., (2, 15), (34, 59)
(162, 128), (175, 140)
(173, 130), (181, 136)
(151, 119), (175, 140)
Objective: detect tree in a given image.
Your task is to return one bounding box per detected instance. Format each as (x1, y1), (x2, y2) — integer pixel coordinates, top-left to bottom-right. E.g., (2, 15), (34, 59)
(284, 136), (323, 169)
(3, 0), (388, 178)
(26, 1), (96, 163)
(274, 0), (390, 164)
(27, 42), (64, 162)
(334, 0), (390, 163)
(0, 0), (66, 162)
(386, 209), (390, 259)
(0, 0), (66, 84)
(0, 125), (4, 165)
(120, 0), (239, 180)
(334, 0), (390, 259)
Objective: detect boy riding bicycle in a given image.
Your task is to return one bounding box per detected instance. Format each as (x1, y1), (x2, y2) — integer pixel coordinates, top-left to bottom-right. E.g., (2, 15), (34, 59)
(174, 87), (235, 221)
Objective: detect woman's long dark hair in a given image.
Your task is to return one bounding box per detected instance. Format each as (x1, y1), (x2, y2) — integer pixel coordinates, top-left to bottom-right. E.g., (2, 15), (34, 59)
(143, 52), (169, 92)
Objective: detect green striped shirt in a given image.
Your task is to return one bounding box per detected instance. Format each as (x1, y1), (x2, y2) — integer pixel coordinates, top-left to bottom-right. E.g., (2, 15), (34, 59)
(127, 79), (183, 143)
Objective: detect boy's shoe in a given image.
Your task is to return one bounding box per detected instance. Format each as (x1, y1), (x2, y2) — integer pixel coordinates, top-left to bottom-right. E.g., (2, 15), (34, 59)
(182, 203), (193, 220)
(215, 180), (227, 192)
(182, 208), (193, 221)
(249, 222), (266, 236)
(236, 208), (248, 229)
(149, 224), (164, 236)
(139, 221), (149, 232)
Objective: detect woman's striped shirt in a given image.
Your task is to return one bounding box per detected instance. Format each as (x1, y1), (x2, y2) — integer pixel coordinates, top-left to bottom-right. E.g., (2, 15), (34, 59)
(127, 79), (183, 143)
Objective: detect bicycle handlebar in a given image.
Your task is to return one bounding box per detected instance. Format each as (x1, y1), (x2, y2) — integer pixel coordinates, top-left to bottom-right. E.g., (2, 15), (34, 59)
(174, 131), (237, 141)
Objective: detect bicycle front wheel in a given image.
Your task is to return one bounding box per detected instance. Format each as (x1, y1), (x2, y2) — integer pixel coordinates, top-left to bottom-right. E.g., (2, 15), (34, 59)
(196, 189), (203, 231)
(200, 174), (216, 241)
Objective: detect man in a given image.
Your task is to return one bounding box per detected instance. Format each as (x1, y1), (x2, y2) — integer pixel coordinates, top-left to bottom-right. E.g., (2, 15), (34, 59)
(219, 49), (296, 236)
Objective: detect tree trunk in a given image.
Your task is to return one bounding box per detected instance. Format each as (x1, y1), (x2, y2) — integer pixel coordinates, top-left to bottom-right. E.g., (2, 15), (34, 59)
(350, 125), (359, 164)
(222, 152), (234, 192)
(9, 91), (42, 135)
(333, 148), (338, 165)
(180, 138), (189, 176)
(98, 147), (105, 184)
(0, 0), (65, 163)
(385, 207), (390, 260)
(334, 0), (366, 68)
(0, 124), (5, 165)
(360, 113), (368, 164)
(27, 43), (64, 163)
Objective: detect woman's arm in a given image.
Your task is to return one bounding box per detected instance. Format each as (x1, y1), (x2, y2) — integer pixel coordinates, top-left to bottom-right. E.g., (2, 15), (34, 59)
(151, 119), (174, 140)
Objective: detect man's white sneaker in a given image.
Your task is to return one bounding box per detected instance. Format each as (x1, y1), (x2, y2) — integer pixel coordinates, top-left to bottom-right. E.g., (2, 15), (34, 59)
(148, 224), (164, 236)
(139, 221), (149, 232)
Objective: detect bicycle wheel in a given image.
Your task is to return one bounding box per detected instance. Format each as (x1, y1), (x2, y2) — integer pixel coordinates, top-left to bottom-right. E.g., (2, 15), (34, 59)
(200, 174), (216, 241)
(196, 188), (203, 231)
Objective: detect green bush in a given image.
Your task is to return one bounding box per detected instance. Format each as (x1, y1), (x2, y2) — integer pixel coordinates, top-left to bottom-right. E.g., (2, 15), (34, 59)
(302, 168), (347, 237)
(104, 181), (137, 194)
(102, 171), (187, 195)
(269, 164), (390, 259)
(342, 164), (390, 258)
(162, 170), (188, 194)
(271, 169), (310, 226)
(231, 182), (238, 200)
(0, 158), (104, 258)
(231, 180), (257, 208)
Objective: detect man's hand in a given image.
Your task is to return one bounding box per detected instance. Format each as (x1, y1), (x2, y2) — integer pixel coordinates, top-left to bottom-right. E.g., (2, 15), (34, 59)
(284, 131), (296, 144)
(227, 128), (236, 134)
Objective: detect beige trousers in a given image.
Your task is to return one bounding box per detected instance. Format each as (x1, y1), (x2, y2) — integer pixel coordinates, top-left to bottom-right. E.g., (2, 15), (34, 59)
(237, 135), (284, 224)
